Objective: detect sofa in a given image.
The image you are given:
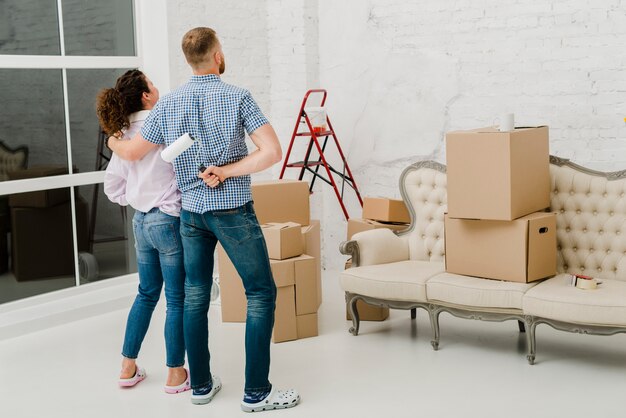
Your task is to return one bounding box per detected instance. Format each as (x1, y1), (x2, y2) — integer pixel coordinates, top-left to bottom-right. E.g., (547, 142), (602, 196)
(339, 156), (626, 364)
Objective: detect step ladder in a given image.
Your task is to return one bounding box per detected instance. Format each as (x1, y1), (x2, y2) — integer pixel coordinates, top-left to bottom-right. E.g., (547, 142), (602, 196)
(279, 89), (363, 220)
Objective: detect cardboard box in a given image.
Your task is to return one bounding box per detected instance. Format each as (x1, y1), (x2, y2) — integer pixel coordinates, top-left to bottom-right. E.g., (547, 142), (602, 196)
(344, 260), (390, 321)
(294, 255), (317, 315)
(218, 245), (296, 322)
(347, 218), (408, 240)
(296, 313), (319, 339)
(262, 222), (303, 260)
(362, 197), (410, 224)
(302, 220), (322, 307)
(218, 246), (318, 325)
(444, 212), (557, 283)
(217, 245), (248, 322)
(252, 180), (310, 226)
(273, 285), (298, 343)
(446, 126), (550, 221)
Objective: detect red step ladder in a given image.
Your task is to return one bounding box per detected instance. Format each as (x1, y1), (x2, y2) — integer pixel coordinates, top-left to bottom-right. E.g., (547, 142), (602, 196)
(279, 89), (363, 220)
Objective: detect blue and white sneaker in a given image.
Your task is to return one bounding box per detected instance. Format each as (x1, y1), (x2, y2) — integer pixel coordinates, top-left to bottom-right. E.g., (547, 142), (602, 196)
(241, 386), (300, 412)
(191, 375), (222, 405)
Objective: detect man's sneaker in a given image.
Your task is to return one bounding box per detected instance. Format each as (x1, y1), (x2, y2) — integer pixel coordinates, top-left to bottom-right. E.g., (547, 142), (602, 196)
(191, 375), (222, 405)
(241, 386), (300, 412)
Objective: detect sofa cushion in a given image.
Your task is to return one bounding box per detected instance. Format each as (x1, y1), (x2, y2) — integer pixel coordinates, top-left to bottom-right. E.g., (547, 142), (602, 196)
(340, 261), (445, 303)
(523, 274), (626, 326)
(427, 273), (539, 310)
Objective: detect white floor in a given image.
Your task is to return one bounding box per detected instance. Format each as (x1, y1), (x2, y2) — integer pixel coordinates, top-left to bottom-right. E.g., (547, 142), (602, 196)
(1, 271), (625, 418)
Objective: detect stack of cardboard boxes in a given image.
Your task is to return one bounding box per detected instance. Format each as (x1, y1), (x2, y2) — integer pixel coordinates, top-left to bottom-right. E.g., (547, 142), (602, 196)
(218, 179), (322, 343)
(344, 197), (411, 320)
(444, 126), (557, 282)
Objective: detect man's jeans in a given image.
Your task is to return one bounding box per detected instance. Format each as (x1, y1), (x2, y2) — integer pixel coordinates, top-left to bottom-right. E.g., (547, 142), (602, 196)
(180, 202), (276, 393)
(122, 208), (186, 367)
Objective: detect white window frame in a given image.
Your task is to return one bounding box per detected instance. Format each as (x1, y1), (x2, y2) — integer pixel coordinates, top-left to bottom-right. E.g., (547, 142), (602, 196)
(0, 0), (170, 286)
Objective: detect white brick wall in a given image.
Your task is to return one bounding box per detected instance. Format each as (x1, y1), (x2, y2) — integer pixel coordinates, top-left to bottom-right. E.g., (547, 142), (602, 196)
(167, 0), (626, 270)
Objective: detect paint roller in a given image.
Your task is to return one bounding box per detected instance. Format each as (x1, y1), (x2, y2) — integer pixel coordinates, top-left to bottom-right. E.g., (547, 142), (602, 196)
(161, 133), (220, 184)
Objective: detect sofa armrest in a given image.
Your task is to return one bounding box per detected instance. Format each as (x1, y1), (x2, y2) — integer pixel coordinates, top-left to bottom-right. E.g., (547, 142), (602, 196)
(339, 228), (410, 267)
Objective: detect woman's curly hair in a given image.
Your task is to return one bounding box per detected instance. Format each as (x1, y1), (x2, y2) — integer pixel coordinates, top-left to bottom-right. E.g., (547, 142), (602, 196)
(96, 69), (149, 136)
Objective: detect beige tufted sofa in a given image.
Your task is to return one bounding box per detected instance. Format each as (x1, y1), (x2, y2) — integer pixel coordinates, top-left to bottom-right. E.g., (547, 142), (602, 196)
(339, 156), (626, 364)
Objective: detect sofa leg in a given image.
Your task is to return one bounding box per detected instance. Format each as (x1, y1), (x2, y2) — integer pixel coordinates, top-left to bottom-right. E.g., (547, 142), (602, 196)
(526, 319), (537, 365)
(411, 308), (416, 320)
(518, 320), (526, 333)
(429, 308), (441, 351)
(346, 293), (360, 336)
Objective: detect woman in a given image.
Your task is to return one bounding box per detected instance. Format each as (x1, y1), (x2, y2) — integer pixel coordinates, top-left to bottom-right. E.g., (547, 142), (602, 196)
(96, 69), (189, 393)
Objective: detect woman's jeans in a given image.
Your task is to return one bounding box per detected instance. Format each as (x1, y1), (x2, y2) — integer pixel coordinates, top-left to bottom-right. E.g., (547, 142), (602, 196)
(121, 208), (186, 368)
(180, 202), (276, 393)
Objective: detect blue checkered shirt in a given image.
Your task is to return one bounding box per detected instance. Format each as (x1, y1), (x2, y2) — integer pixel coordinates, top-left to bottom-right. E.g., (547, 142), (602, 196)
(140, 74), (268, 213)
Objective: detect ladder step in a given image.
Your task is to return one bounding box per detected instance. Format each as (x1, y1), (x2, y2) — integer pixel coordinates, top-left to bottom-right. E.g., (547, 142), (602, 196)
(295, 131), (333, 137)
(285, 161), (324, 168)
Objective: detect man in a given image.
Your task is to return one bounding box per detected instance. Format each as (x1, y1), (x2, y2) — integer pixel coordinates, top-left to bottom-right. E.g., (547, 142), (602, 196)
(108, 27), (300, 412)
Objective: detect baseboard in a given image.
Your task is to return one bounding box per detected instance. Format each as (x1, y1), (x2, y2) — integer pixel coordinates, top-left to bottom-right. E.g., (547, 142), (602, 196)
(0, 274), (139, 341)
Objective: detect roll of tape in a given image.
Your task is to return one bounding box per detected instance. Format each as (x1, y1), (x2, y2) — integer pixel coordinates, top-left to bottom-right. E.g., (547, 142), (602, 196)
(576, 278), (598, 290)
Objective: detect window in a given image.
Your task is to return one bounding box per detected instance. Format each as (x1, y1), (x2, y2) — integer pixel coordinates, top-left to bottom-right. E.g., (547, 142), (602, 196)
(0, 0), (145, 304)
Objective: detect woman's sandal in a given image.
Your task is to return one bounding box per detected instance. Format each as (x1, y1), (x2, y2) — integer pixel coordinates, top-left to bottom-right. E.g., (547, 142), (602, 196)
(164, 368), (191, 394)
(118, 366), (146, 388)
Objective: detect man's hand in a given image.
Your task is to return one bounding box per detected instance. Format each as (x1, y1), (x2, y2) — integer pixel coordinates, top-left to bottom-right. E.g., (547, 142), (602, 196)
(199, 165), (226, 188)
(108, 132), (157, 161)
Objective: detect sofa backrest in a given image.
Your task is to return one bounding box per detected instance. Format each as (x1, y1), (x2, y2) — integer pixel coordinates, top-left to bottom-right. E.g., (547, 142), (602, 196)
(399, 161), (447, 263)
(548, 156), (626, 282)
(399, 157), (626, 282)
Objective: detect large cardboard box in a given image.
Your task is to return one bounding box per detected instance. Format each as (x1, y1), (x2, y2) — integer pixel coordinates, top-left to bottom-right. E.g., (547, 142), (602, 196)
(296, 313), (319, 339)
(302, 220), (322, 307)
(362, 197), (410, 224)
(262, 222), (303, 260)
(347, 218), (408, 240)
(445, 126), (550, 221)
(251, 180), (310, 226)
(344, 259), (390, 321)
(444, 212), (557, 283)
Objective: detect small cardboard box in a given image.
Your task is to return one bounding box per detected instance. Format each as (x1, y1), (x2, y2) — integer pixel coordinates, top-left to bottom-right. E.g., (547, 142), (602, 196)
(296, 313), (319, 339)
(273, 286), (297, 343)
(262, 222), (303, 260)
(445, 126), (550, 221)
(344, 260), (390, 321)
(302, 220), (322, 307)
(362, 197), (410, 224)
(444, 212), (557, 283)
(251, 180), (310, 226)
(347, 218), (408, 240)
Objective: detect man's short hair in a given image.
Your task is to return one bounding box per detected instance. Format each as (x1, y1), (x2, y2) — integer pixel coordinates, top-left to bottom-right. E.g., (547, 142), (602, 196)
(182, 27), (219, 66)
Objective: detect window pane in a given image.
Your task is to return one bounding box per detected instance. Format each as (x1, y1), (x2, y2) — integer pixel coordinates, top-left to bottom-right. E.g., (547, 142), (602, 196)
(66, 68), (130, 174)
(0, 0), (61, 55)
(66, 68), (137, 283)
(0, 186), (77, 304)
(62, 0), (135, 56)
(0, 69), (67, 169)
(76, 184), (136, 285)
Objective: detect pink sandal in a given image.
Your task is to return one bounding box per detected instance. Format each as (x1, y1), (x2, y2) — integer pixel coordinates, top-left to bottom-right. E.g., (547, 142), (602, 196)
(118, 366), (146, 388)
(164, 368), (191, 394)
